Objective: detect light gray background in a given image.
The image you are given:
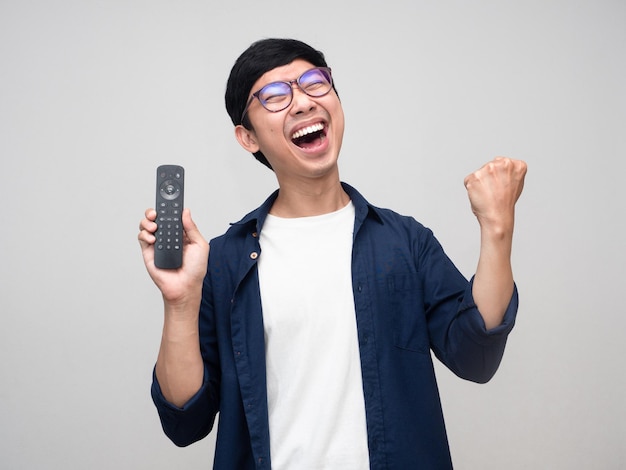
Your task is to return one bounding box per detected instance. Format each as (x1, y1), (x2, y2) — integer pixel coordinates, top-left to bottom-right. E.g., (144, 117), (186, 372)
(1, 1), (624, 469)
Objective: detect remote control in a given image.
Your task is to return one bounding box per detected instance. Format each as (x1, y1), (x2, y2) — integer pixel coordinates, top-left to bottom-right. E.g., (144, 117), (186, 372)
(154, 165), (185, 269)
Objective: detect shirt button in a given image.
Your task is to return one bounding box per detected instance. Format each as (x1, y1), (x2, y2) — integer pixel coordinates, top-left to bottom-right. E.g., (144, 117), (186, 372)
(250, 252), (258, 260)
(251, 232), (258, 238)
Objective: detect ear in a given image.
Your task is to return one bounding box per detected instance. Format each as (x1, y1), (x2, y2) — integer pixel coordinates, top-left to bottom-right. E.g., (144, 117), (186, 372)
(234, 125), (260, 153)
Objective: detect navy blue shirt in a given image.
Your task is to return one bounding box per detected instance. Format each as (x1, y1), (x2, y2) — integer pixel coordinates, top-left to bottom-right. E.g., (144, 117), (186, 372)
(152, 183), (518, 469)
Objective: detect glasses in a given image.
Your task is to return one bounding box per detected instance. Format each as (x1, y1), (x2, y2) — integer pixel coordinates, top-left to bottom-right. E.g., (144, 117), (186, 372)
(240, 67), (333, 124)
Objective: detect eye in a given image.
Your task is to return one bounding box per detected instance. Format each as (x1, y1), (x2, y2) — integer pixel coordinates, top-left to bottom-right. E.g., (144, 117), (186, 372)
(302, 80), (325, 91)
(300, 69), (331, 94)
(259, 82), (291, 105)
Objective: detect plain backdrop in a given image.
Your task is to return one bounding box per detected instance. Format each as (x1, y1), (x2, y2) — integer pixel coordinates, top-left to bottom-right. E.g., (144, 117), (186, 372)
(1, 1), (625, 469)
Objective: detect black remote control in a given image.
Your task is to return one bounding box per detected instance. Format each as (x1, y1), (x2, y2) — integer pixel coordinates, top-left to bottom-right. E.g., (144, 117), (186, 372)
(154, 165), (185, 269)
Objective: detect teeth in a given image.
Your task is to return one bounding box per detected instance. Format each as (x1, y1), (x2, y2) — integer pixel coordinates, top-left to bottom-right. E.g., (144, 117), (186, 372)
(292, 123), (324, 140)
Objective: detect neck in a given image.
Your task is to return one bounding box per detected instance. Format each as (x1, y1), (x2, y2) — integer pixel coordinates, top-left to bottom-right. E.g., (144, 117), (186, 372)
(270, 176), (349, 218)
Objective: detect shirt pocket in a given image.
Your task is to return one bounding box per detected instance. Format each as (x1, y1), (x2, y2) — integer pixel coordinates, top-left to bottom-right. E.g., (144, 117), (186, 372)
(388, 273), (429, 353)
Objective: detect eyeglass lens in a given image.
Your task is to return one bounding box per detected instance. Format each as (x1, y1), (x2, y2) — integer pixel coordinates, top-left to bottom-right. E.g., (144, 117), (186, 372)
(258, 68), (332, 112)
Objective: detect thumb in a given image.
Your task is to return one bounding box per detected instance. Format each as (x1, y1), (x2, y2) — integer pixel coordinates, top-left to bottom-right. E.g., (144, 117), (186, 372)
(181, 208), (203, 242)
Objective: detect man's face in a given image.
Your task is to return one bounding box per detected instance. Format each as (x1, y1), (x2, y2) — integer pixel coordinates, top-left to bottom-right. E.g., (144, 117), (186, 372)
(236, 59), (345, 183)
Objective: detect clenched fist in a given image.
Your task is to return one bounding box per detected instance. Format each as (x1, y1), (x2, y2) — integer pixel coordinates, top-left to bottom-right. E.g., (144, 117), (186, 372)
(464, 157), (527, 232)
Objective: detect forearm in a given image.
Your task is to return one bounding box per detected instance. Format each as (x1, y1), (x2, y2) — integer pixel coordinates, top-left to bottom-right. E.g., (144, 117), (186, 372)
(473, 224), (515, 330)
(155, 291), (204, 407)
(464, 157), (526, 329)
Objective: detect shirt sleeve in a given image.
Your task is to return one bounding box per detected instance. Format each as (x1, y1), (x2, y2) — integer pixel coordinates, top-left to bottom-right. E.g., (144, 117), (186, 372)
(151, 365), (218, 447)
(418, 227), (519, 384)
(458, 276), (518, 341)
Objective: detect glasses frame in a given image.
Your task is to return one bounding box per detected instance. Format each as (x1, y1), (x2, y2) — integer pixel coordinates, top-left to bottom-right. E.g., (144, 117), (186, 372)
(240, 67), (333, 125)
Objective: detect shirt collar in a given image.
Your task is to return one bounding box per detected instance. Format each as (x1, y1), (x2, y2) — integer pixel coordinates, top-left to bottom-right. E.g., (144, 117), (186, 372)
(230, 182), (384, 233)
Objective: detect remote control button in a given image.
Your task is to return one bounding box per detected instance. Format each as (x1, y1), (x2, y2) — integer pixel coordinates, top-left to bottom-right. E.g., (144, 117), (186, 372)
(159, 180), (181, 200)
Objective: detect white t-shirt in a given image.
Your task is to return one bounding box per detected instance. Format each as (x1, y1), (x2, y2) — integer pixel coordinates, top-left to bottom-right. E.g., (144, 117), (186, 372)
(258, 201), (369, 470)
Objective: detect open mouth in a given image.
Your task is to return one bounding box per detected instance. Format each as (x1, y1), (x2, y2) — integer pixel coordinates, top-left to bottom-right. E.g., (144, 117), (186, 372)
(291, 122), (326, 149)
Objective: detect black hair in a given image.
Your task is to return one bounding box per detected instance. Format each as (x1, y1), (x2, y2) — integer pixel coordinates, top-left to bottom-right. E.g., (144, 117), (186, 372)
(225, 38), (330, 169)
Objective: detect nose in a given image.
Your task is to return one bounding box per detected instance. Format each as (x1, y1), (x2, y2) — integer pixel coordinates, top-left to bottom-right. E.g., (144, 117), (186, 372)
(289, 85), (316, 115)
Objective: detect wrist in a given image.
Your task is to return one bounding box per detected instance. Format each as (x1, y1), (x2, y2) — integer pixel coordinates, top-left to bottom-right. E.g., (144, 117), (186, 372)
(477, 213), (514, 239)
(163, 289), (201, 321)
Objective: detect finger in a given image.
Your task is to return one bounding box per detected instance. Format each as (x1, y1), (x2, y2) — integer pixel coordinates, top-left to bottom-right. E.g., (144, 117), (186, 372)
(478, 157), (519, 184)
(144, 208), (157, 220)
(464, 164), (485, 189)
(494, 157), (527, 183)
(493, 156), (528, 175)
(138, 229), (156, 245)
(139, 217), (158, 234)
(512, 160), (528, 198)
(463, 173), (473, 189)
(181, 209), (204, 244)
(514, 159), (528, 178)
(138, 208), (158, 247)
(466, 158), (499, 187)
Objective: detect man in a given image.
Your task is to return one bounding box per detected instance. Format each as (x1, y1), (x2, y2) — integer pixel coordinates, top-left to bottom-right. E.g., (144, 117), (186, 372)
(138, 38), (527, 469)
